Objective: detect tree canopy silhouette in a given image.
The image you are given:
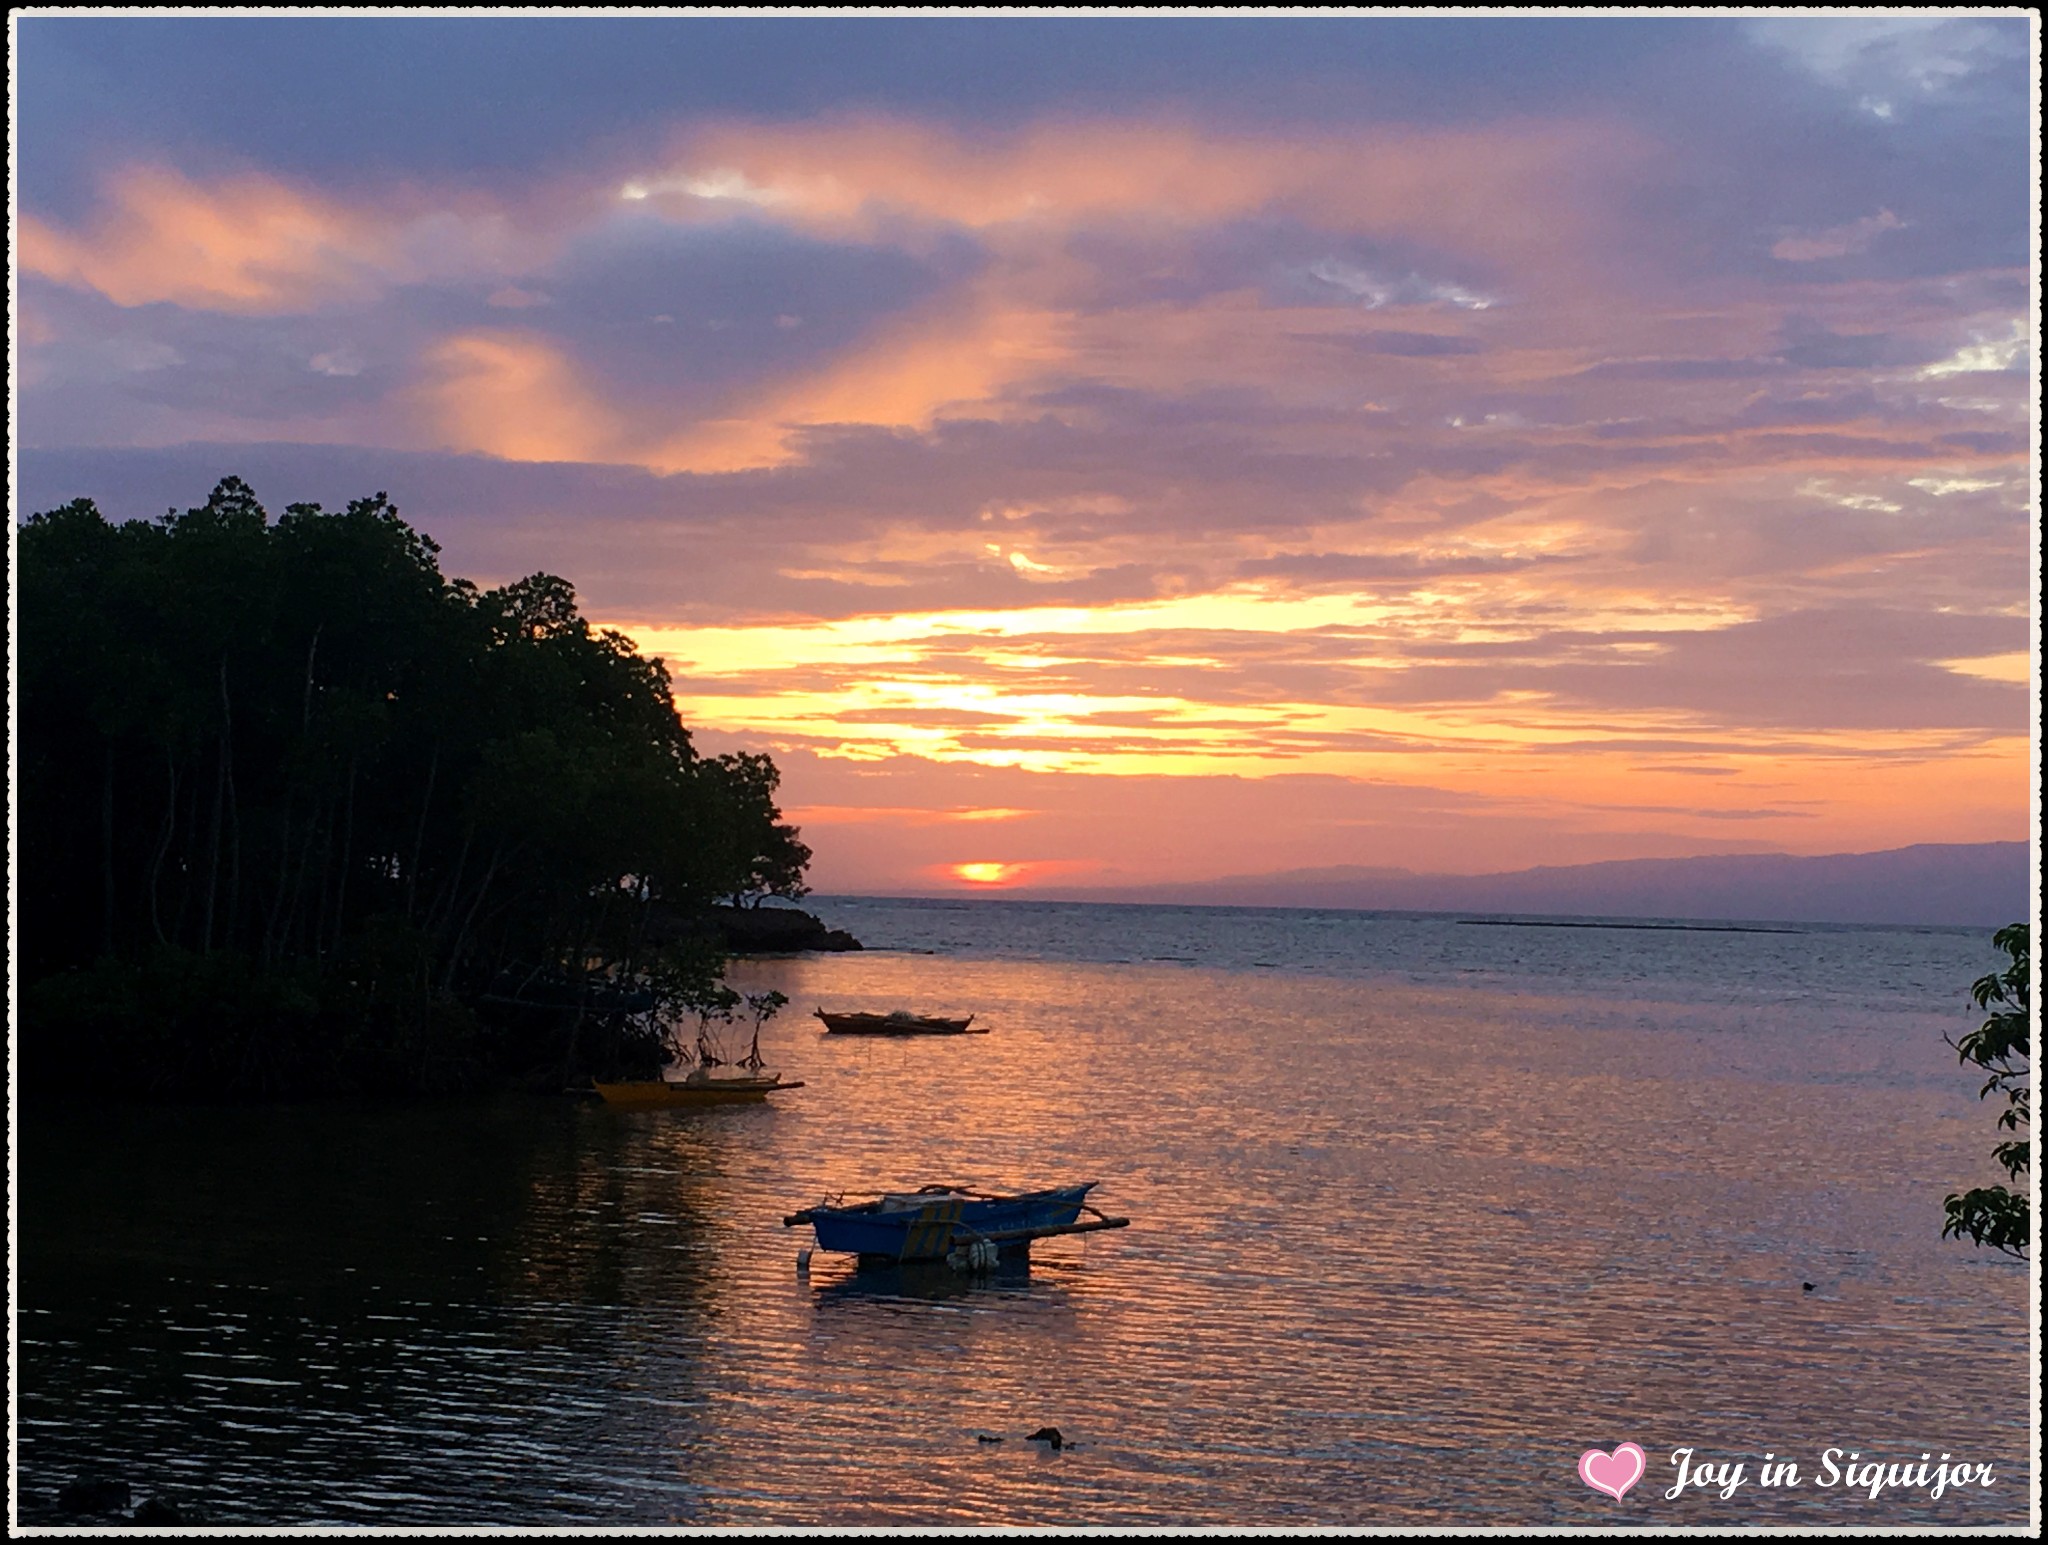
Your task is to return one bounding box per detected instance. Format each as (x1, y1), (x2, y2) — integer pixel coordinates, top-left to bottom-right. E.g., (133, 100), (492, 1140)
(18, 477), (810, 1096)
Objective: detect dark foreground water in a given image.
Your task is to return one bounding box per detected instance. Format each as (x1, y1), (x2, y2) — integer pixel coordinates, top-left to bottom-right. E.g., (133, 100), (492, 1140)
(14, 900), (2032, 1528)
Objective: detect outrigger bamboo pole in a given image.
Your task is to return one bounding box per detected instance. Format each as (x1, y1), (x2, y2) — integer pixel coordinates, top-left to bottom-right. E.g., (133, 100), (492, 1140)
(956, 1216), (1131, 1245)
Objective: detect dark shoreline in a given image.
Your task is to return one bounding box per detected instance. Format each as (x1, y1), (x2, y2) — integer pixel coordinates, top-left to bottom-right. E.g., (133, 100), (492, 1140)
(702, 904), (864, 954)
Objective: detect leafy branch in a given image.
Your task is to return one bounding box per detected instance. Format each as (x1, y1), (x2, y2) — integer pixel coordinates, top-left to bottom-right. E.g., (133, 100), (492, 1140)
(1943, 923), (2031, 1261)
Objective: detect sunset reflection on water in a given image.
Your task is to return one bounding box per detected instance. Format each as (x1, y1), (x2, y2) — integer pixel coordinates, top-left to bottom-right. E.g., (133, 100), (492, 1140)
(17, 912), (2031, 1527)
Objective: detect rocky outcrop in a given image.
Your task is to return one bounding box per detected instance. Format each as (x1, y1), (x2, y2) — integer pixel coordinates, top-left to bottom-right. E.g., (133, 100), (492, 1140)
(710, 905), (863, 954)
(634, 901), (862, 955)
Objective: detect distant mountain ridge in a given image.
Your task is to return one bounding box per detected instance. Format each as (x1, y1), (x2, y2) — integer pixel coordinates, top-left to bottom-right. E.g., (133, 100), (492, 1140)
(1015, 842), (2032, 927)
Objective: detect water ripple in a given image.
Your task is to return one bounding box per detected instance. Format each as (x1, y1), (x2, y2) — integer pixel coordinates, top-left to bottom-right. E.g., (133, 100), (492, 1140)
(16, 922), (2030, 1527)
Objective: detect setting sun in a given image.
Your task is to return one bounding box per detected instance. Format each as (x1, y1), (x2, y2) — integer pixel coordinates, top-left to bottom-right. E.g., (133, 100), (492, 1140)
(951, 861), (1025, 885)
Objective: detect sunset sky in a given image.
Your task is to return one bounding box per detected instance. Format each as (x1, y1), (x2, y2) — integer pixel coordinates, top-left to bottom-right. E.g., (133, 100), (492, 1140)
(13, 13), (2038, 896)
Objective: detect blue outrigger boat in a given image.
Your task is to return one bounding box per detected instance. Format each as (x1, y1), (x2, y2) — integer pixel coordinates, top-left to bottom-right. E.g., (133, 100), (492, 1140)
(783, 1181), (1128, 1264)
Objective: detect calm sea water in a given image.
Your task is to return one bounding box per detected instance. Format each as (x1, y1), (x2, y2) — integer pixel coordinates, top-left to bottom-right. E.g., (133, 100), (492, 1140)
(14, 899), (2033, 1528)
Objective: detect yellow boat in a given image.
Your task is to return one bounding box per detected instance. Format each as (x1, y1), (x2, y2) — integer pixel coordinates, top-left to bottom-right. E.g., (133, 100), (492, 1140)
(592, 1072), (804, 1108)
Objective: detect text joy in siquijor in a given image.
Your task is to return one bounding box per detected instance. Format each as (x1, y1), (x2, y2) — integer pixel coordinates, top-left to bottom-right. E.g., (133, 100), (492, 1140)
(1667, 1446), (1996, 1502)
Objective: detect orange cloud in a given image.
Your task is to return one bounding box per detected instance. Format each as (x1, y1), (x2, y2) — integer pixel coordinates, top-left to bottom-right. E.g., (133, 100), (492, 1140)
(19, 165), (551, 314)
(23, 116), (1646, 472)
(650, 115), (1639, 262)
(412, 330), (622, 464)
(606, 115), (1648, 472)
(788, 805), (1035, 826)
(19, 166), (400, 312)
(397, 288), (1067, 475)
(656, 291), (1068, 472)
(664, 119), (1289, 232)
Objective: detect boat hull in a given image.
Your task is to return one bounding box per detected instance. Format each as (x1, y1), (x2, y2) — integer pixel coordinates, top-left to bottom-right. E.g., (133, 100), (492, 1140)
(798, 1183), (1096, 1261)
(593, 1076), (802, 1109)
(815, 1010), (982, 1036)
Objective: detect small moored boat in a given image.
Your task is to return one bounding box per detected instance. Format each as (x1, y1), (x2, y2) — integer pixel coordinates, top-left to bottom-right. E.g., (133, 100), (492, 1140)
(593, 1070), (804, 1108)
(784, 1181), (1127, 1263)
(594, 988), (801, 1108)
(815, 1008), (983, 1036)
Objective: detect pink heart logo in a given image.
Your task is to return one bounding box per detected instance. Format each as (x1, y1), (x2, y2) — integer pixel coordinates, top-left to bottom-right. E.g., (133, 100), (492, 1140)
(1579, 1442), (1647, 1500)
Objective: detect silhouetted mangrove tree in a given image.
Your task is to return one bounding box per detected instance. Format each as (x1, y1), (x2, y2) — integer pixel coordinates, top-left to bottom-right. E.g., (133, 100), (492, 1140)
(18, 477), (812, 1097)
